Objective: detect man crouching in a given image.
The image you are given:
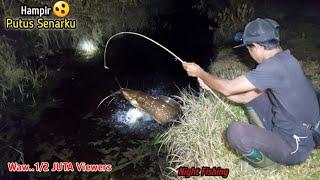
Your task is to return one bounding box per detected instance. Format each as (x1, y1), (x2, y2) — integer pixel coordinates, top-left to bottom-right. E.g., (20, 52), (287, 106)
(182, 18), (320, 169)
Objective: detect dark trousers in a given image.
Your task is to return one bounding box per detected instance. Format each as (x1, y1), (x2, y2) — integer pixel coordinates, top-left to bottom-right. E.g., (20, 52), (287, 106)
(226, 93), (316, 164)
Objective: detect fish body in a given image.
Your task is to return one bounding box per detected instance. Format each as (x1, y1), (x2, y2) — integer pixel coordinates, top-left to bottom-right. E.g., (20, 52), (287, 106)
(120, 88), (181, 124)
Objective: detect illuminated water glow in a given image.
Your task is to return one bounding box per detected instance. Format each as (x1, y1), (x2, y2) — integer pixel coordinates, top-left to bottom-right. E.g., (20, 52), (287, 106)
(99, 88), (166, 132)
(125, 108), (144, 124)
(115, 108), (153, 128)
(77, 40), (98, 56)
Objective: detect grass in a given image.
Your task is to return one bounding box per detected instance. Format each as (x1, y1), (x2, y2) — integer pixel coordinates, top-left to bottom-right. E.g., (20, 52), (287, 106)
(0, 35), (50, 172)
(0, 36), (47, 107)
(213, 0), (255, 45)
(160, 48), (320, 179)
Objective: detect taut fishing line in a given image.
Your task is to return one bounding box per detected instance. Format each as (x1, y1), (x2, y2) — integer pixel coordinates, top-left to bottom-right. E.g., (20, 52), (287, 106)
(103, 32), (237, 118)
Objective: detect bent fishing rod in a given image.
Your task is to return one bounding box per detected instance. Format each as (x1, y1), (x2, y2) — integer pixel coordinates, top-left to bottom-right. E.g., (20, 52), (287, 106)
(103, 32), (237, 118)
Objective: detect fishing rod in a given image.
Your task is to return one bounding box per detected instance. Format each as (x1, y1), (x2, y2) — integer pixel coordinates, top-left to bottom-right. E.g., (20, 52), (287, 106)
(103, 32), (184, 69)
(104, 32), (237, 118)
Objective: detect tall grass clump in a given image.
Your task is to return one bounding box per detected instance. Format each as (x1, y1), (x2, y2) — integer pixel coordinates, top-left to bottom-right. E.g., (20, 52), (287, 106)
(0, 36), (50, 176)
(214, 0), (254, 45)
(160, 90), (246, 179)
(0, 36), (47, 107)
(208, 48), (255, 79)
(160, 48), (320, 179)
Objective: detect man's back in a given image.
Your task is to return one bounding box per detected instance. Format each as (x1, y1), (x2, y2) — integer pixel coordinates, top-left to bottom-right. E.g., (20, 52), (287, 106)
(246, 50), (319, 141)
(274, 50), (319, 126)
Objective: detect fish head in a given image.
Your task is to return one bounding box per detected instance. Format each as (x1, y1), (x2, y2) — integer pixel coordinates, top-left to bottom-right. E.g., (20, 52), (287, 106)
(119, 88), (141, 107)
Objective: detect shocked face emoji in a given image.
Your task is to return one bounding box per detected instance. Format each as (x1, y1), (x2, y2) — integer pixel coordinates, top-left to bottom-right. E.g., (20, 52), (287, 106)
(53, 1), (70, 18)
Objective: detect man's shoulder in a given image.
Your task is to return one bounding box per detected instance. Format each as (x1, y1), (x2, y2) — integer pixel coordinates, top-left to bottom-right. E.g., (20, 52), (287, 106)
(256, 58), (281, 72)
(275, 50), (298, 64)
(260, 50), (297, 68)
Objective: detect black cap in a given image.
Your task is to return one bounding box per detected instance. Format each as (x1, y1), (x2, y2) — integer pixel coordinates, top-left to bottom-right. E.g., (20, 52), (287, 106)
(234, 18), (280, 48)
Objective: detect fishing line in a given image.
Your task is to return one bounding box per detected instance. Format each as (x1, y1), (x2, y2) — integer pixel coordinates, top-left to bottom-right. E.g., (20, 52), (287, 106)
(104, 32), (237, 118)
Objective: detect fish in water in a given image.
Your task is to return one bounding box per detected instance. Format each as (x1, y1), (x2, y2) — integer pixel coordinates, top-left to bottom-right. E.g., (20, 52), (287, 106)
(97, 88), (181, 124)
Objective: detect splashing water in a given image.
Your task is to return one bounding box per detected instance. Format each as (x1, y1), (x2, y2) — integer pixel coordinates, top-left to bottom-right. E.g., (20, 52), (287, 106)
(97, 87), (166, 133)
(114, 108), (153, 128)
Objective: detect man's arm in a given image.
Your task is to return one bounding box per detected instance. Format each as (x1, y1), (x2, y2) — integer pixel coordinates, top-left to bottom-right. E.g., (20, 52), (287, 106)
(226, 89), (263, 104)
(198, 70), (257, 96)
(182, 62), (258, 96)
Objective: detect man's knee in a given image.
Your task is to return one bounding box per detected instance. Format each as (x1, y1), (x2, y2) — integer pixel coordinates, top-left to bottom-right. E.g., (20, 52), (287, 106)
(227, 122), (248, 148)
